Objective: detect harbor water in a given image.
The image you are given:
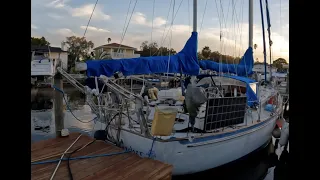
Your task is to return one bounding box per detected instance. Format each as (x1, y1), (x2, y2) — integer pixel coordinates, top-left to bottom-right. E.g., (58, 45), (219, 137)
(31, 87), (288, 180)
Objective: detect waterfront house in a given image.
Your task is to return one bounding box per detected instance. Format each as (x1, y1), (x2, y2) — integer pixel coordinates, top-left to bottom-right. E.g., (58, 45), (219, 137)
(94, 43), (140, 59)
(31, 45), (68, 70)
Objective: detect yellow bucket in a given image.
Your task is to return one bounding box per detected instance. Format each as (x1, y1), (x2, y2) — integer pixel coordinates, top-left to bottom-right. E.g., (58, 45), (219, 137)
(151, 107), (177, 136)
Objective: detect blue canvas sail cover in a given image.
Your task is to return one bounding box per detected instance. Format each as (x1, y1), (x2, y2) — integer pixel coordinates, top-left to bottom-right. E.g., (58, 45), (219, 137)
(199, 47), (254, 76)
(86, 32), (199, 77)
(224, 74), (258, 107)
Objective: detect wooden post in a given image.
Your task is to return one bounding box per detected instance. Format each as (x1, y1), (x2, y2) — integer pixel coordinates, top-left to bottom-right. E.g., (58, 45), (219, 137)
(53, 72), (64, 137)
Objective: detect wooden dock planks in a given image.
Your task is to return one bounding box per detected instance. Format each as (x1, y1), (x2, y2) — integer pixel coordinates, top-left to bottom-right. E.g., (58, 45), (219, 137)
(31, 132), (173, 180)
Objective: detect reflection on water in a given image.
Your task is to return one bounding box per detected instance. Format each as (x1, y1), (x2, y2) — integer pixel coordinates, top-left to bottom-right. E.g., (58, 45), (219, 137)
(31, 87), (105, 142)
(31, 87), (288, 180)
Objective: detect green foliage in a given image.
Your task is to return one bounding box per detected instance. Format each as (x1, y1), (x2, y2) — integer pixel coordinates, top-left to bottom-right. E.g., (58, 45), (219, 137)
(139, 41), (176, 57)
(31, 37), (50, 46)
(94, 51), (112, 60)
(198, 46), (241, 64)
(201, 46), (211, 59)
(273, 58), (288, 70)
(63, 36), (94, 64)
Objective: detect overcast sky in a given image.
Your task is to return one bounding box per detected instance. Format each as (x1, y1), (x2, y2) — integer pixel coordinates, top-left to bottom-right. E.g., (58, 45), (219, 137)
(32, 0), (289, 62)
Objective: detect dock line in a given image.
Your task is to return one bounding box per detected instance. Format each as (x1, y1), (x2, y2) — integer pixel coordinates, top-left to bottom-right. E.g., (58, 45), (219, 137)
(31, 150), (130, 165)
(50, 134), (82, 180)
(52, 85), (97, 123)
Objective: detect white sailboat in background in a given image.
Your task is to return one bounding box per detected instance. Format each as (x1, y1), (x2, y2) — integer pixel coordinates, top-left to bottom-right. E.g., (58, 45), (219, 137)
(54, 0), (283, 175)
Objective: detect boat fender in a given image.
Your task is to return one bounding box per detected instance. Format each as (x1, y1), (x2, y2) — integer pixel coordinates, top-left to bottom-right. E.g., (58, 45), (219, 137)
(279, 121), (289, 146)
(272, 127), (281, 138)
(61, 129), (70, 137)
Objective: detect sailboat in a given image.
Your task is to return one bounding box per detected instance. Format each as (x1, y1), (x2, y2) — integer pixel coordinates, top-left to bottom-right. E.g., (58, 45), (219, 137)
(57, 0), (283, 175)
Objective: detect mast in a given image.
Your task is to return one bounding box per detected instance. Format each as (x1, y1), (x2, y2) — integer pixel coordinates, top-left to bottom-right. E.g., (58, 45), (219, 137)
(193, 0), (197, 32)
(249, 0), (253, 48)
(265, 0), (273, 81)
(190, 0), (197, 85)
(259, 0), (267, 82)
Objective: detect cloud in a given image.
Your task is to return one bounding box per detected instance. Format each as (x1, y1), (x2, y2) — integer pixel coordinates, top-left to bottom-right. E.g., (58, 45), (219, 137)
(31, 24), (38, 29)
(114, 22), (289, 62)
(47, 13), (63, 19)
(46, 0), (70, 9)
(80, 26), (110, 33)
(71, 4), (111, 21)
(53, 28), (77, 37)
(44, 1), (111, 21)
(132, 12), (166, 27)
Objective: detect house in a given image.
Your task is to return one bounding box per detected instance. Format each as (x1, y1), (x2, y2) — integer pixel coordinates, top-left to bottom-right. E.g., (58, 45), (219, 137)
(31, 45), (68, 70)
(94, 43), (140, 59)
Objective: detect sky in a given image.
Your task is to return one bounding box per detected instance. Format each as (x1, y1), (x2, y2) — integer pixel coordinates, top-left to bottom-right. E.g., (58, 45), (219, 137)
(31, 0), (289, 62)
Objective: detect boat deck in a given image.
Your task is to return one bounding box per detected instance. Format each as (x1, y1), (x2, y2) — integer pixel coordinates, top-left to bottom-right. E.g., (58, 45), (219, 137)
(31, 132), (173, 180)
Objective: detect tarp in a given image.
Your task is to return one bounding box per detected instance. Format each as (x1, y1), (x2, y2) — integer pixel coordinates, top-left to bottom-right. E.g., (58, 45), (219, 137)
(199, 47), (254, 76)
(86, 32), (199, 77)
(224, 74), (258, 107)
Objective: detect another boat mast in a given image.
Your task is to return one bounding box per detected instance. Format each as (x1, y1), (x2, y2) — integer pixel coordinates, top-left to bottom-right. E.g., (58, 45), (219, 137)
(259, 0), (268, 82)
(249, 0), (253, 48)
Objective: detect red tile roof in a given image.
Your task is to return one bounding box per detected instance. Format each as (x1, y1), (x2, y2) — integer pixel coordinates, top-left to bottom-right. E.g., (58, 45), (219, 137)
(94, 43), (137, 50)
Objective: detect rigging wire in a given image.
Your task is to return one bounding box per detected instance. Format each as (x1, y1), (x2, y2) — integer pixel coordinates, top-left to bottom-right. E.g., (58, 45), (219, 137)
(116, 0), (138, 53)
(154, 0), (183, 56)
(120, 0), (133, 44)
(150, 0), (156, 56)
(167, 0), (175, 79)
(158, 0), (173, 56)
(199, 0), (208, 35)
(83, 0), (99, 37)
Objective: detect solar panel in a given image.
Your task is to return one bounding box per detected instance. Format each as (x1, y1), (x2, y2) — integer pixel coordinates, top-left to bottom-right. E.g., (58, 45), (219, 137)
(203, 96), (247, 131)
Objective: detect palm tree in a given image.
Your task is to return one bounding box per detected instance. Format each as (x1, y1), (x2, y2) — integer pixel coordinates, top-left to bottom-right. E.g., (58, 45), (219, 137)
(94, 51), (112, 60)
(107, 38), (111, 44)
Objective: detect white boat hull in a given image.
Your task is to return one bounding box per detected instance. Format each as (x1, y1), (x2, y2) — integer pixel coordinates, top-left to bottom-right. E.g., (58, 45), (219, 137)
(117, 115), (277, 175)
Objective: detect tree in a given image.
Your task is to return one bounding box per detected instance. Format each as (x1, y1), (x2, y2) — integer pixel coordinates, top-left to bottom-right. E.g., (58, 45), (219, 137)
(201, 46), (211, 59)
(209, 51), (221, 62)
(63, 36), (94, 65)
(139, 41), (176, 57)
(197, 52), (204, 60)
(31, 37), (50, 46)
(254, 44), (257, 50)
(198, 48), (241, 64)
(92, 51), (112, 60)
(273, 58), (288, 70)
(107, 38), (111, 43)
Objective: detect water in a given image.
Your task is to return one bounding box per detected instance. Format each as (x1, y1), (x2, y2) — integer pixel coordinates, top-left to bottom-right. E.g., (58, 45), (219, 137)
(31, 87), (288, 180)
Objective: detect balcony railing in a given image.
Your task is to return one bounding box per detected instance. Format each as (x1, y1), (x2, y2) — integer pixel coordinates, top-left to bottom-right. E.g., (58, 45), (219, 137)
(111, 52), (141, 59)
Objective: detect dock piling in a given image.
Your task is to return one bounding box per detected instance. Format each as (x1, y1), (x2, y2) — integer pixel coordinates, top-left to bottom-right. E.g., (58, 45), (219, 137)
(53, 72), (64, 137)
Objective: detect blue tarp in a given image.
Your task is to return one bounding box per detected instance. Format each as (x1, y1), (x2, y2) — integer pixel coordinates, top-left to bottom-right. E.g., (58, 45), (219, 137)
(86, 32), (199, 77)
(224, 74), (258, 107)
(199, 47), (254, 76)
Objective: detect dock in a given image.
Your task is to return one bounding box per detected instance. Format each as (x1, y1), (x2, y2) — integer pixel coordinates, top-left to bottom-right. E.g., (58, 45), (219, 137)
(31, 133), (173, 180)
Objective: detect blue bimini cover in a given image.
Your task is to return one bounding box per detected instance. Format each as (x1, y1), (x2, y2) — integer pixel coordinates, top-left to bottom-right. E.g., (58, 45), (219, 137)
(199, 47), (254, 76)
(86, 32), (200, 77)
(224, 74), (258, 107)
